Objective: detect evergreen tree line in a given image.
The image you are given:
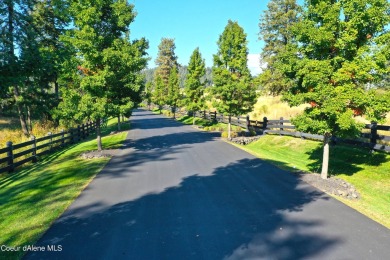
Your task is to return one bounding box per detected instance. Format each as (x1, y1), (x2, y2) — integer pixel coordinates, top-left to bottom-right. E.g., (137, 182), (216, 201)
(142, 66), (213, 89)
(147, 22), (258, 139)
(0, 0), (148, 151)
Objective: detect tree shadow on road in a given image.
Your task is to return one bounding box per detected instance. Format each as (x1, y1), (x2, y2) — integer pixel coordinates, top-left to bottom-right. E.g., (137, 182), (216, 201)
(305, 143), (389, 177)
(92, 129), (221, 180)
(28, 158), (341, 260)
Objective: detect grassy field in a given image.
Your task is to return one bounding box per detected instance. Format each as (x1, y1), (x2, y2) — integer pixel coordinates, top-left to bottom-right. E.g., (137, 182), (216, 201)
(0, 117), (63, 149)
(0, 118), (129, 260)
(238, 135), (390, 229)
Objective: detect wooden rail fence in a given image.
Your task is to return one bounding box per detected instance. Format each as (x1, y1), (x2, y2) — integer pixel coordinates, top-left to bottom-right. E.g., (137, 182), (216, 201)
(162, 106), (390, 153)
(0, 121), (99, 174)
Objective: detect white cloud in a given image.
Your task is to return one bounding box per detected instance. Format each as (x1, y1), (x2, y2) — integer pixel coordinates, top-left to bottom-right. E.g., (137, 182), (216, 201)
(247, 54), (266, 76)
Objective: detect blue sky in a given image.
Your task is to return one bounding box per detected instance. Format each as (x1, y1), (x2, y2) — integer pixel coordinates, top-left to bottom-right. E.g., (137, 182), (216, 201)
(129, 0), (269, 74)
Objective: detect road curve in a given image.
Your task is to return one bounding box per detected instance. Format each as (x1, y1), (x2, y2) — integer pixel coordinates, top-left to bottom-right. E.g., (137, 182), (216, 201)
(27, 109), (390, 259)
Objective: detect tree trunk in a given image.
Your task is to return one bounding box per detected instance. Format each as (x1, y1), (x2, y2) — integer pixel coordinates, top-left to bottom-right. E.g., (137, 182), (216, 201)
(14, 88), (30, 136)
(54, 80), (59, 100)
(17, 104), (29, 136)
(27, 106), (33, 132)
(96, 119), (103, 151)
(117, 115), (121, 131)
(7, 2), (29, 136)
(193, 112), (196, 125)
(228, 115), (232, 139)
(173, 106), (176, 119)
(321, 133), (331, 179)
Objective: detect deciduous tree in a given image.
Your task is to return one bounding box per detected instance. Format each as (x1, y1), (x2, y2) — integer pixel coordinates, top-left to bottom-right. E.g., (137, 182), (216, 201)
(59, 0), (148, 151)
(282, 0), (390, 178)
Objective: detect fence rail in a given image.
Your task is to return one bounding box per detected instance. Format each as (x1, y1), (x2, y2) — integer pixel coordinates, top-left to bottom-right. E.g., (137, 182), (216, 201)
(0, 121), (99, 174)
(157, 105), (390, 153)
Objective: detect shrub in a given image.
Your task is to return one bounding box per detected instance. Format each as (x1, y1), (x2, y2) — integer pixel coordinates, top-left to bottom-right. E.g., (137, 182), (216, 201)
(250, 129), (257, 136)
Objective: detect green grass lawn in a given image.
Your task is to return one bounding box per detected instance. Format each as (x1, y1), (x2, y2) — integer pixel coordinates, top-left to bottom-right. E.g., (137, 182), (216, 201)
(0, 118), (129, 259)
(239, 135), (390, 228)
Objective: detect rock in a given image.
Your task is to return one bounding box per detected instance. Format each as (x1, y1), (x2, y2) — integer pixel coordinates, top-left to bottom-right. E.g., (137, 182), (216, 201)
(352, 193), (359, 199)
(80, 150), (115, 159)
(230, 136), (261, 145)
(337, 190), (346, 196)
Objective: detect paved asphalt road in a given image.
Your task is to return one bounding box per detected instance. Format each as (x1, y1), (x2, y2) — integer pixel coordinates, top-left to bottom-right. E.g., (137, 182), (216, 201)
(27, 109), (390, 260)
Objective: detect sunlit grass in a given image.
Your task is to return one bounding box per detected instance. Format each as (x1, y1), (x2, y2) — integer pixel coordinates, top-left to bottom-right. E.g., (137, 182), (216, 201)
(0, 118), (129, 260)
(0, 117), (63, 149)
(239, 135), (390, 228)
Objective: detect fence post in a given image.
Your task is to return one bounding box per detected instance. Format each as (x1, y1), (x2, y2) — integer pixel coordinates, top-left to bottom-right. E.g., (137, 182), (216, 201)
(81, 124), (85, 139)
(77, 125), (81, 142)
(214, 111), (217, 122)
(61, 129), (65, 146)
(31, 135), (37, 163)
(48, 132), (53, 151)
(72, 128), (77, 143)
(6, 141), (14, 173)
(263, 117), (268, 132)
(370, 122), (377, 151)
(246, 115), (250, 134)
(280, 117), (284, 134)
(203, 110), (206, 119)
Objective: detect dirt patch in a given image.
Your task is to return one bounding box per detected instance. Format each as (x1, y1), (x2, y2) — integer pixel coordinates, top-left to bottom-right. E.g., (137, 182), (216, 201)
(295, 172), (360, 200)
(80, 149), (119, 159)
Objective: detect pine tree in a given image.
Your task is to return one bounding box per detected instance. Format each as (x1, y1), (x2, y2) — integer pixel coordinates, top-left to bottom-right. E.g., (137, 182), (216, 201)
(155, 38), (178, 87)
(282, 0), (390, 178)
(152, 75), (166, 113)
(30, 0), (71, 103)
(212, 20), (257, 139)
(167, 66), (180, 118)
(258, 0), (301, 95)
(0, 0), (71, 134)
(184, 48), (206, 125)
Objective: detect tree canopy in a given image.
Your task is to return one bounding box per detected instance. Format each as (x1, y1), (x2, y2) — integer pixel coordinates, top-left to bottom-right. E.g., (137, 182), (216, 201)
(55, 0), (148, 150)
(212, 20), (257, 139)
(258, 0), (302, 95)
(279, 0), (390, 178)
(184, 48), (206, 124)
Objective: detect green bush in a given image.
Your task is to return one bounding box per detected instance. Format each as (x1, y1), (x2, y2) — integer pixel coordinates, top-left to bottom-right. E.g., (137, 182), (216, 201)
(250, 129), (257, 136)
